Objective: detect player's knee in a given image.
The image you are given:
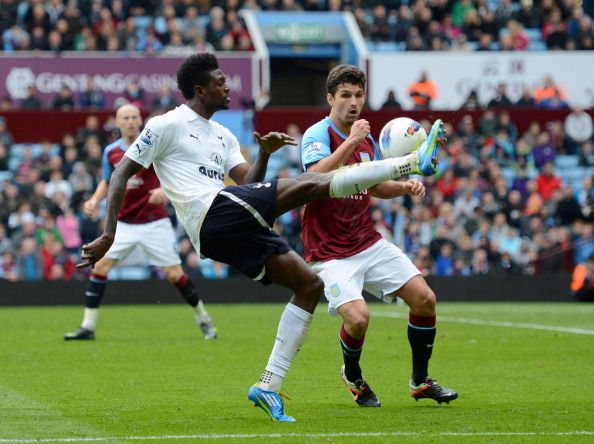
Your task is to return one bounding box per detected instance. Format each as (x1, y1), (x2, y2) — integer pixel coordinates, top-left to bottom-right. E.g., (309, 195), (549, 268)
(346, 311), (369, 336)
(297, 173), (329, 197)
(413, 286), (436, 314)
(164, 266), (183, 283)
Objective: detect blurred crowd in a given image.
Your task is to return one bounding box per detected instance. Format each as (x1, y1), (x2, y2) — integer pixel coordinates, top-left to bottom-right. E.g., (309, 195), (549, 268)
(1, 0), (593, 55)
(1, 103), (594, 280)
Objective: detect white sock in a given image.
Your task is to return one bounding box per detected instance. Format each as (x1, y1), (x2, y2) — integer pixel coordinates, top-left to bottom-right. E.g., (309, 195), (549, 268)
(329, 152), (418, 198)
(194, 300), (210, 323)
(258, 303), (313, 390)
(81, 308), (98, 331)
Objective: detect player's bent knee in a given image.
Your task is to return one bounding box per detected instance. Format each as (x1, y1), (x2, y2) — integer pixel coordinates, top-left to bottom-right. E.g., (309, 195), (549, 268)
(415, 287), (436, 312)
(293, 274), (324, 310)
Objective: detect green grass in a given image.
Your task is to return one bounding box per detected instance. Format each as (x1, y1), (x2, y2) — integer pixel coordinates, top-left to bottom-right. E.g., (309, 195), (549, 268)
(1, 302), (593, 443)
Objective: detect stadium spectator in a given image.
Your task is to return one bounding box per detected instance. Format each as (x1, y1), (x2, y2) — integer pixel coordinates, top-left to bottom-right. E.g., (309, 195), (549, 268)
(17, 237), (41, 280)
(532, 131), (557, 169)
(539, 90), (570, 109)
(56, 206), (81, 255)
(123, 79), (146, 110)
(369, 4), (391, 41)
(513, 0), (537, 27)
(76, 115), (105, 148)
(50, 85), (76, 111)
(0, 116), (14, 147)
(487, 83), (513, 109)
(570, 253), (594, 301)
(381, 90), (402, 109)
(578, 140), (594, 167)
(564, 106), (594, 154)
(506, 20), (530, 50)
(533, 75), (566, 106)
(459, 89), (481, 110)
(514, 87), (536, 108)
(407, 70), (438, 110)
(20, 85), (43, 110)
(79, 77), (106, 109)
(205, 7), (228, 50)
(556, 184), (583, 226)
(152, 84), (178, 113)
(40, 234), (75, 280)
(536, 161), (563, 201)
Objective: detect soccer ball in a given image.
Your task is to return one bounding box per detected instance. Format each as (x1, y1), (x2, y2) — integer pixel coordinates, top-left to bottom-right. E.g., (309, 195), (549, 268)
(379, 117), (427, 158)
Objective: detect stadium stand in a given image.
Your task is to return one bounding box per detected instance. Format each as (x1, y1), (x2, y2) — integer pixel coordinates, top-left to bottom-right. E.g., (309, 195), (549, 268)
(0, 0), (594, 282)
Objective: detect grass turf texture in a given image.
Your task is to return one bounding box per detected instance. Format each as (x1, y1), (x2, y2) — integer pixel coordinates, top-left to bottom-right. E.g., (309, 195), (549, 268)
(1, 302), (593, 443)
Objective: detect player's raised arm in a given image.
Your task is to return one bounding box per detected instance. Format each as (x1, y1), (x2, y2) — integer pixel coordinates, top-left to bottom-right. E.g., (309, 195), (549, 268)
(78, 156), (143, 268)
(230, 131), (296, 185)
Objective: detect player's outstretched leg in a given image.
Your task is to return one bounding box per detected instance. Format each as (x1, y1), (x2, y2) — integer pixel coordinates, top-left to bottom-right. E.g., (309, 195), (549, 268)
(411, 119), (446, 176)
(340, 365), (381, 407)
(410, 378), (458, 404)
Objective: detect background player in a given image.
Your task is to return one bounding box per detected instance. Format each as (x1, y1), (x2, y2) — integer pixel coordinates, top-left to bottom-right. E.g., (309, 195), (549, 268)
(77, 54), (443, 421)
(301, 64), (457, 407)
(64, 104), (217, 341)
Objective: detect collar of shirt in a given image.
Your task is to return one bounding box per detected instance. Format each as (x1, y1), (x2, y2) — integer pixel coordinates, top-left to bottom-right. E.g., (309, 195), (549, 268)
(180, 104), (210, 124)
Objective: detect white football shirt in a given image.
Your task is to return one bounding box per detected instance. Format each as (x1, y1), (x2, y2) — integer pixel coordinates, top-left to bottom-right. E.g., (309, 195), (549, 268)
(125, 104), (246, 253)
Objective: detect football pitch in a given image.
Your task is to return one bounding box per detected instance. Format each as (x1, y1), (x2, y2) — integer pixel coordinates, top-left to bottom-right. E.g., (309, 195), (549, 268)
(1, 302), (593, 443)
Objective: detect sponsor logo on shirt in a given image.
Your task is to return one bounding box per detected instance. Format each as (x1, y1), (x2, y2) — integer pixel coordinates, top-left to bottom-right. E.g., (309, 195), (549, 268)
(360, 152), (371, 163)
(198, 165), (224, 181)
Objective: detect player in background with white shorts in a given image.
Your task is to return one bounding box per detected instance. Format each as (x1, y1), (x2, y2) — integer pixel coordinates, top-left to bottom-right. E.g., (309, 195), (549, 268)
(301, 64), (457, 406)
(64, 104), (217, 341)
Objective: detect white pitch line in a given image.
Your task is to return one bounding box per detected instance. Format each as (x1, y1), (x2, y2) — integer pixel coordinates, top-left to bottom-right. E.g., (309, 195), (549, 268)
(1, 431), (594, 443)
(373, 311), (594, 335)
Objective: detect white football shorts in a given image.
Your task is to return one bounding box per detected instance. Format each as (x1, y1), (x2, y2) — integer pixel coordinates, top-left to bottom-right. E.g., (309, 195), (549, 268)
(105, 218), (181, 267)
(310, 238), (420, 316)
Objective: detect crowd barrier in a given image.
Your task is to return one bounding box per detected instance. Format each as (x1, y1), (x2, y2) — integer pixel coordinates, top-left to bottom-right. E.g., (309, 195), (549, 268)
(0, 273), (572, 306)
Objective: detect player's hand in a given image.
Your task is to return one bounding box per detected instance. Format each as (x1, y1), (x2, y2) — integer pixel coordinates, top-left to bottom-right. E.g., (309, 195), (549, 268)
(254, 131), (297, 154)
(148, 187), (168, 205)
(348, 119), (370, 145)
(77, 233), (114, 268)
(404, 179), (425, 198)
(82, 198), (98, 217)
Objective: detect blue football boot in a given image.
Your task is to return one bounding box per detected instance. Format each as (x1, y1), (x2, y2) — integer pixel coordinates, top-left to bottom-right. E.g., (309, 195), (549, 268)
(247, 385), (296, 422)
(411, 119), (446, 176)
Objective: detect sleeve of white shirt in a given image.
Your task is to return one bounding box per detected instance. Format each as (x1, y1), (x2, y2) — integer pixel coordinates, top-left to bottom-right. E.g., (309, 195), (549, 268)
(223, 128), (246, 173)
(125, 115), (171, 168)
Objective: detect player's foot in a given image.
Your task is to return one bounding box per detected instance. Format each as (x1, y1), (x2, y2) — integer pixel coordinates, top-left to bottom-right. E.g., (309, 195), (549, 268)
(199, 320), (217, 340)
(340, 365), (381, 407)
(64, 327), (95, 341)
(411, 119), (446, 176)
(409, 378), (458, 404)
(247, 385), (296, 422)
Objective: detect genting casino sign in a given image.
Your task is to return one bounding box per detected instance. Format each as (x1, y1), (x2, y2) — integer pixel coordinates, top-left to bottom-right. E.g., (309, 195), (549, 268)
(1, 55), (253, 109)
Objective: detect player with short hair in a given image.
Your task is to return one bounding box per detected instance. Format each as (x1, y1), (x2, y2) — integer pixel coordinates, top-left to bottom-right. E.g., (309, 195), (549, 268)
(78, 53), (443, 422)
(64, 104), (217, 341)
(301, 64), (457, 407)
